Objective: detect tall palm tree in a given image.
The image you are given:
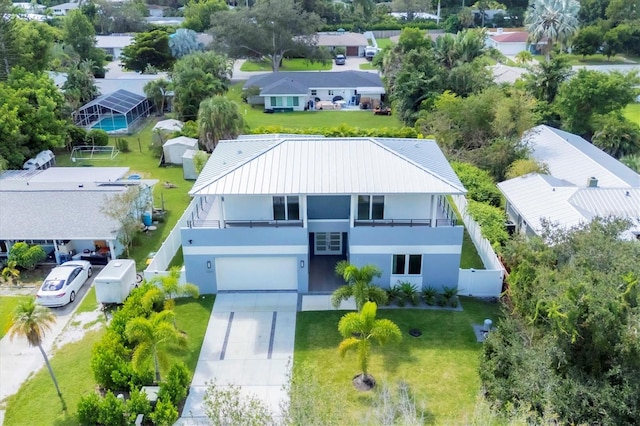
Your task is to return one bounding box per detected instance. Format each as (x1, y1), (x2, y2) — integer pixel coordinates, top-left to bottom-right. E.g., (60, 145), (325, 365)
(144, 79), (170, 116)
(331, 261), (388, 311)
(125, 310), (188, 383)
(7, 298), (61, 396)
(337, 301), (402, 388)
(525, 0), (580, 60)
(197, 95), (247, 152)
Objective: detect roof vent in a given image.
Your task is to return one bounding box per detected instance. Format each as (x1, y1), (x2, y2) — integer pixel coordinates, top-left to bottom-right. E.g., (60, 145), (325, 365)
(587, 177), (598, 187)
(113, 262), (122, 267)
(626, 191), (631, 196)
(237, 150), (242, 155)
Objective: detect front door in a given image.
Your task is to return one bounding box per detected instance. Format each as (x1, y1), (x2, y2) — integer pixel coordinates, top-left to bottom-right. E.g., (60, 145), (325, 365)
(314, 232), (342, 255)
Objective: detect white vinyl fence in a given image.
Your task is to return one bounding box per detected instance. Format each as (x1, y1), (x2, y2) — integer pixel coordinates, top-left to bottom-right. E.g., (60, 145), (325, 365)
(452, 194), (505, 297)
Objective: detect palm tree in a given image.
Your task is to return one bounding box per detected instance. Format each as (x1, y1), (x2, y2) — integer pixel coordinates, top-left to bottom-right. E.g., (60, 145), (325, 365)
(7, 298), (61, 396)
(337, 301), (402, 388)
(150, 266), (200, 324)
(125, 310), (188, 383)
(515, 50), (533, 64)
(144, 79), (170, 116)
(525, 0), (580, 60)
(331, 261), (388, 311)
(197, 95), (247, 152)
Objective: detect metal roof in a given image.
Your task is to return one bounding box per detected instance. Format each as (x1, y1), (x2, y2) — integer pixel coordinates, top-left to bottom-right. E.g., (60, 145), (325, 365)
(164, 136), (198, 147)
(95, 35), (133, 49)
(498, 173), (640, 237)
(526, 125), (640, 188)
(153, 119), (184, 132)
(317, 32), (368, 47)
(0, 167), (130, 183)
(190, 136), (465, 196)
(79, 89), (147, 115)
(243, 71), (384, 95)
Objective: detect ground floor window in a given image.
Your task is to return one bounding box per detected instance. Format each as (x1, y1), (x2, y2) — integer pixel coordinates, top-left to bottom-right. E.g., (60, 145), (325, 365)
(392, 254), (422, 275)
(270, 97), (299, 107)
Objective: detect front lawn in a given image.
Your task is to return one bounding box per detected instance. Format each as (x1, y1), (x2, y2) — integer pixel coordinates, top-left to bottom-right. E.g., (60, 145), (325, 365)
(240, 58), (332, 71)
(2, 295), (215, 425)
(533, 53), (637, 65)
(624, 103), (640, 126)
(293, 298), (500, 424)
(0, 295), (31, 339)
(376, 38), (393, 49)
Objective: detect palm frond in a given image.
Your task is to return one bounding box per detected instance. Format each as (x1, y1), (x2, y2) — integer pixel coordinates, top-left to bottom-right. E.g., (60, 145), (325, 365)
(338, 312), (364, 337)
(331, 285), (354, 309)
(338, 337), (360, 357)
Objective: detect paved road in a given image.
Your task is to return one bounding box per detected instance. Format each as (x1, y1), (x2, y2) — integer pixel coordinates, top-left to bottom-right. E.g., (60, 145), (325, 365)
(0, 269), (99, 406)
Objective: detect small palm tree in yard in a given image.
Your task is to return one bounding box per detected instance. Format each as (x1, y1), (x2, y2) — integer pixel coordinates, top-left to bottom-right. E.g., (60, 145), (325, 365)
(8, 298), (61, 397)
(338, 301), (402, 390)
(332, 261), (388, 311)
(125, 310), (188, 383)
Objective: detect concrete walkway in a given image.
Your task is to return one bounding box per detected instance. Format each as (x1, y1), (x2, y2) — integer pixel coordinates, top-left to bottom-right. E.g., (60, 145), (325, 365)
(180, 292), (298, 423)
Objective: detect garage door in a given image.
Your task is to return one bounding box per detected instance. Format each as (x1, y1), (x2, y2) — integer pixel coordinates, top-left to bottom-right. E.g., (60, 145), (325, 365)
(216, 257), (298, 291)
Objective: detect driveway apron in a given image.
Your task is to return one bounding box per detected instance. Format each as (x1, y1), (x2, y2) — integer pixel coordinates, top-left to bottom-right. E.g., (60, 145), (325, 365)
(181, 292), (297, 422)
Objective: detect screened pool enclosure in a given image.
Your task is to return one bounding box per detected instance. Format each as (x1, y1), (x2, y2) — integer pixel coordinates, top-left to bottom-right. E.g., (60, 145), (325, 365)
(75, 89), (152, 134)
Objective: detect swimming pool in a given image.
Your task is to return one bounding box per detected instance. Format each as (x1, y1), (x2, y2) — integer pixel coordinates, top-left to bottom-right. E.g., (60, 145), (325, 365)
(92, 115), (128, 132)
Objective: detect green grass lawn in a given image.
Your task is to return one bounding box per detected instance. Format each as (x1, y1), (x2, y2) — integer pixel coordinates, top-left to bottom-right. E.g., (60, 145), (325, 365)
(240, 58), (332, 72)
(461, 229), (485, 269)
(74, 286), (98, 314)
(0, 295), (31, 339)
(376, 38), (393, 49)
(2, 295), (214, 425)
(359, 62), (375, 70)
(624, 103), (640, 126)
(55, 119), (192, 270)
(293, 298), (501, 424)
(533, 53), (637, 65)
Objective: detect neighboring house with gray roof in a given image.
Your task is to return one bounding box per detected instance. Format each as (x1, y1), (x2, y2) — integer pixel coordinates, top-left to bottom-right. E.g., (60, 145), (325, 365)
(317, 31), (368, 56)
(181, 134), (465, 294)
(498, 125), (640, 240)
(243, 71), (385, 111)
(0, 167), (157, 264)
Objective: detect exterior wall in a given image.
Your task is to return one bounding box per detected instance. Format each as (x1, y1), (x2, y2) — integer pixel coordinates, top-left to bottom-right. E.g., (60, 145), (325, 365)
(384, 194), (432, 219)
(265, 95), (305, 111)
(307, 195), (350, 219)
(182, 226), (308, 293)
(224, 195), (273, 221)
(349, 226), (463, 290)
(310, 88), (356, 102)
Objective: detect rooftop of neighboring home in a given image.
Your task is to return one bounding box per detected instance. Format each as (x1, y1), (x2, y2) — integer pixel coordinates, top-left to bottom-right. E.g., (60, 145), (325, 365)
(243, 71), (384, 95)
(96, 35), (135, 49)
(487, 31), (529, 43)
(190, 135), (465, 197)
(316, 31), (368, 46)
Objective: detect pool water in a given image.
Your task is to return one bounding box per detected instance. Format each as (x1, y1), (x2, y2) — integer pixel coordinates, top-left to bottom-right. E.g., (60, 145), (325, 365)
(92, 115), (127, 132)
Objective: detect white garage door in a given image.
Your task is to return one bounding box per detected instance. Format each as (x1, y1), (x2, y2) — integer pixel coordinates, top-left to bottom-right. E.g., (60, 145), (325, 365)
(216, 257), (298, 291)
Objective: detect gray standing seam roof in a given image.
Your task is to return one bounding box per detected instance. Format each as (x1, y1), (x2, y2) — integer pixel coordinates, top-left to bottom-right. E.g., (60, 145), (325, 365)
(243, 71), (384, 94)
(79, 89), (147, 115)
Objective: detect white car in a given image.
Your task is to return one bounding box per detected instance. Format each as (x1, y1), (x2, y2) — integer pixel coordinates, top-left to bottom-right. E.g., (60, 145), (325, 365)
(36, 261), (93, 307)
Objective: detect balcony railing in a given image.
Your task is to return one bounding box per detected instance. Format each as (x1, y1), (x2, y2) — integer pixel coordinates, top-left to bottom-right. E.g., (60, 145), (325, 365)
(187, 219), (304, 228)
(354, 218), (457, 227)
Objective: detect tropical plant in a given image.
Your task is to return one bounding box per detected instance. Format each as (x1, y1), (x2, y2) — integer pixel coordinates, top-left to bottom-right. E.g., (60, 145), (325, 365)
(7, 242), (46, 270)
(204, 380), (274, 425)
(7, 298), (61, 396)
(144, 79), (170, 116)
(385, 285), (401, 306)
(1, 259), (20, 285)
(125, 310), (188, 383)
(620, 154), (640, 172)
(197, 95), (247, 152)
(505, 158), (550, 179)
(338, 301), (402, 388)
(525, 0), (580, 60)
(421, 286), (438, 306)
(331, 261), (388, 311)
(514, 50), (533, 64)
(441, 286), (459, 307)
(397, 281), (420, 306)
(151, 266), (200, 313)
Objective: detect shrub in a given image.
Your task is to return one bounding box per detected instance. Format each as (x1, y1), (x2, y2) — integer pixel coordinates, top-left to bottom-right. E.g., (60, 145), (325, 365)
(397, 281), (420, 306)
(249, 125), (418, 139)
(149, 398), (179, 426)
(85, 129), (110, 146)
(126, 388), (152, 424)
(421, 286), (438, 305)
(451, 162), (502, 207)
(77, 392), (102, 425)
(467, 200), (509, 248)
(99, 391), (127, 426)
(90, 330), (133, 390)
(67, 125), (88, 147)
(8, 242), (46, 270)
(442, 286), (459, 307)
(115, 138), (130, 152)
(241, 85), (261, 103)
(158, 362), (190, 405)
(386, 286), (401, 306)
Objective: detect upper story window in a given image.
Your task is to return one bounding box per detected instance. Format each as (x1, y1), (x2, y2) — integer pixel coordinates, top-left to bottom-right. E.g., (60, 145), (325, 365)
(273, 196), (300, 221)
(357, 195), (384, 220)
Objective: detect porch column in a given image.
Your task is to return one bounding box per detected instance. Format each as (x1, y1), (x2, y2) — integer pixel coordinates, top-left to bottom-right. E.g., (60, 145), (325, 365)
(219, 196), (225, 227)
(53, 240), (61, 264)
(302, 195), (308, 228)
(430, 195), (438, 227)
(349, 195), (356, 228)
(108, 240), (116, 260)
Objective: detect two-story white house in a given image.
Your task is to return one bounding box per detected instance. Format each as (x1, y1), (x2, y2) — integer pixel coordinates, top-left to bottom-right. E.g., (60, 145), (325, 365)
(181, 135), (466, 294)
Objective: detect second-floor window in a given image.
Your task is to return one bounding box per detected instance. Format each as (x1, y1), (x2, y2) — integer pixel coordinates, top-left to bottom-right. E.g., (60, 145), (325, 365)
(357, 195), (384, 220)
(273, 196), (300, 221)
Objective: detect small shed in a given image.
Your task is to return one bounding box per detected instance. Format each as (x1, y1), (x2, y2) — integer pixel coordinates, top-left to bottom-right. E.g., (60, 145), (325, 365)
(163, 136), (198, 165)
(182, 149), (201, 180)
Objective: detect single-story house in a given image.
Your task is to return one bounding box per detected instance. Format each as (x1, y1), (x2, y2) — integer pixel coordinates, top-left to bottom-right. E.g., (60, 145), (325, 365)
(163, 136), (198, 165)
(0, 167), (158, 264)
(243, 71), (385, 111)
(181, 134), (466, 294)
(147, 4), (167, 18)
(499, 125), (640, 239)
(486, 31), (529, 56)
(49, 2), (78, 16)
(96, 35), (134, 59)
(317, 31), (368, 56)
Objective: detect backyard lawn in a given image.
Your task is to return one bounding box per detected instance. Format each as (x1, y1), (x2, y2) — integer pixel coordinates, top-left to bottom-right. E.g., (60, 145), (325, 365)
(0, 295), (31, 339)
(2, 294), (214, 426)
(624, 103), (640, 126)
(240, 58), (331, 71)
(293, 298), (501, 424)
(533, 53), (637, 65)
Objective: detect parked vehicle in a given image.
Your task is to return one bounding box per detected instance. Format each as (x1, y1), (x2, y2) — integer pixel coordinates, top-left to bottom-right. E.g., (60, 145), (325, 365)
(365, 47), (378, 61)
(94, 259), (137, 304)
(334, 54), (346, 65)
(36, 260), (92, 307)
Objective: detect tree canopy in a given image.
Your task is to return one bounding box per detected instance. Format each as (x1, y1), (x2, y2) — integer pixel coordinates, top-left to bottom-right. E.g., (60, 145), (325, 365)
(209, 0), (325, 72)
(121, 28), (176, 73)
(183, 0), (228, 32)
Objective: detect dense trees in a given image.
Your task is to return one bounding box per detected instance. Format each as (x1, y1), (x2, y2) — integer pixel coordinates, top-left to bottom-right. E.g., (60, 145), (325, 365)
(481, 219), (640, 424)
(183, 0), (228, 32)
(121, 29), (175, 72)
(525, 0), (580, 59)
(209, 0), (326, 72)
(62, 10), (106, 77)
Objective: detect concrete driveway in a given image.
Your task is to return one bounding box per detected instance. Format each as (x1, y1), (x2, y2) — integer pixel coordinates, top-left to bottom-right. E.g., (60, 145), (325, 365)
(181, 292), (298, 423)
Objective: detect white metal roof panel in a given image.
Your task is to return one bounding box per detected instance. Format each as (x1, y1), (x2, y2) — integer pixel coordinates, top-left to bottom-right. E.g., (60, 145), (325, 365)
(569, 188), (640, 219)
(526, 125), (640, 188)
(190, 137), (465, 196)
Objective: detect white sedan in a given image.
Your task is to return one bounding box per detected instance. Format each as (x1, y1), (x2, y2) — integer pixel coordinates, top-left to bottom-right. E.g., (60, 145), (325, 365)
(36, 261), (93, 307)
